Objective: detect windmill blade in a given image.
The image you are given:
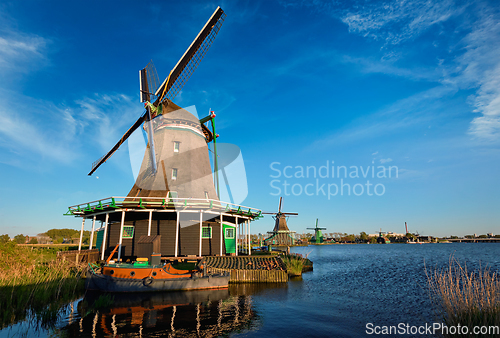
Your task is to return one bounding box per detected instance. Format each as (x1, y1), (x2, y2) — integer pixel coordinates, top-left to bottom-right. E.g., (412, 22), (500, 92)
(278, 197), (282, 213)
(282, 212), (298, 216)
(155, 6), (226, 104)
(139, 60), (160, 103)
(88, 111), (148, 176)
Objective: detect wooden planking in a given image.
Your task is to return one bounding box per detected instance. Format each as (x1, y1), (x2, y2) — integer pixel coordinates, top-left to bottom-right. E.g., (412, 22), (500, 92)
(206, 267), (288, 283)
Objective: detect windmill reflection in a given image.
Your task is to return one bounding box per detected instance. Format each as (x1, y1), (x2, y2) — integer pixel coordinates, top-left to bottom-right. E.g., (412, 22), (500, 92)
(64, 288), (260, 337)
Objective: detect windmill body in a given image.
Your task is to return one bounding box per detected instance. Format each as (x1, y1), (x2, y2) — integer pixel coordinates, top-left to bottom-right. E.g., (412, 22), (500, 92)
(66, 7), (262, 261)
(127, 101), (217, 200)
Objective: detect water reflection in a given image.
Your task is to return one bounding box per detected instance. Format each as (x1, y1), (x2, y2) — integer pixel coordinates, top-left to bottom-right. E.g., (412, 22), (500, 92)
(57, 285), (285, 337)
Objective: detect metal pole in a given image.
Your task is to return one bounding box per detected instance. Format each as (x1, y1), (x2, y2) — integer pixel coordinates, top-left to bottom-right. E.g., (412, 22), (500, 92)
(101, 213), (109, 260)
(78, 218), (85, 251)
(175, 211), (180, 257)
(210, 119), (220, 199)
(220, 213), (223, 256)
(89, 216), (96, 250)
(235, 216), (239, 256)
(148, 210), (152, 236)
(199, 211), (203, 257)
(117, 210), (125, 262)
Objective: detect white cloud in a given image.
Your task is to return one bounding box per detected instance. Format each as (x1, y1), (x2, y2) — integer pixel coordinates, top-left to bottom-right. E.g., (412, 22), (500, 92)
(380, 158), (393, 164)
(341, 0), (460, 45)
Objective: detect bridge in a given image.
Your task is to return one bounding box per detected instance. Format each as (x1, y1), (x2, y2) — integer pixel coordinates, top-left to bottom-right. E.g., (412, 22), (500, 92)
(446, 238), (500, 243)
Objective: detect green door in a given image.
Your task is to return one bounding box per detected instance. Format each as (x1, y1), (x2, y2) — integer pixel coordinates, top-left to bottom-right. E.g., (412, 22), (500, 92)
(223, 224), (236, 254)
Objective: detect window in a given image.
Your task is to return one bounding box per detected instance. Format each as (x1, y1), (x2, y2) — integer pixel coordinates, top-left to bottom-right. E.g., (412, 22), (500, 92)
(225, 228), (235, 239)
(204, 191), (209, 200)
(122, 226), (134, 239)
(172, 168), (178, 180)
(202, 227), (212, 239)
(173, 141), (180, 153)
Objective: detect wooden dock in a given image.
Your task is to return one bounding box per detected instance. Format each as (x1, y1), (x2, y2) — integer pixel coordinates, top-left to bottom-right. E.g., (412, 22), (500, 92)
(57, 249), (99, 265)
(204, 256), (288, 283)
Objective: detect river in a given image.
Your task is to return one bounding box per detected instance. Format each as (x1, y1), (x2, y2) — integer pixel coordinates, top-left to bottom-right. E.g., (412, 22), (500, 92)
(1, 243), (499, 337)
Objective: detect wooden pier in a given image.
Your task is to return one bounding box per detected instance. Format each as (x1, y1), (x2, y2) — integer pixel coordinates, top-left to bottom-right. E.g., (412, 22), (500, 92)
(204, 256), (288, 283)
(57, 249), (100, 265)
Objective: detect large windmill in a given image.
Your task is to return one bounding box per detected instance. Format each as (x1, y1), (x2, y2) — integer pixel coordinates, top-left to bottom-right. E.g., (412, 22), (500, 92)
(66, 7), (262, 261)
(88, 7), (225, 201)
(307, 219), (326, 244)
(262, 197), (298, 246)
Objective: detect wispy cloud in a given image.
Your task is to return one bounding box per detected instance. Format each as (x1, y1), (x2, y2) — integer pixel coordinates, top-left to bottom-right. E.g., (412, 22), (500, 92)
(334, 0), (500, 143)
(341, 0), (461, 46)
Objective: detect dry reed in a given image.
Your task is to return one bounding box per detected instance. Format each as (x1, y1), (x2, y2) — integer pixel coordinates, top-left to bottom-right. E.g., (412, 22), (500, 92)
(426, 257), (500, 336)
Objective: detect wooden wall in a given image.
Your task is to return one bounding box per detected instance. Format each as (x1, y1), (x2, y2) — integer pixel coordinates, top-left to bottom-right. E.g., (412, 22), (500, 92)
(102, 213), (226, 259)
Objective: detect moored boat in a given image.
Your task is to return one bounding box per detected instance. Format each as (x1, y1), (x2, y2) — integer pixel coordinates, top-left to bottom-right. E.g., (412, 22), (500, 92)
(86, 250), (230, 293)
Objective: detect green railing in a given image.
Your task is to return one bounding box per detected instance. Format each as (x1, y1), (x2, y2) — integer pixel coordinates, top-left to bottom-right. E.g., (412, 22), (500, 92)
(65, 196), (263, 219)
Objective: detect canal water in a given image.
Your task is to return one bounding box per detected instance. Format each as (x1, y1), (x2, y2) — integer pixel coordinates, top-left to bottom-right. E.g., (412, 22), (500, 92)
(1, 243), (499, 337)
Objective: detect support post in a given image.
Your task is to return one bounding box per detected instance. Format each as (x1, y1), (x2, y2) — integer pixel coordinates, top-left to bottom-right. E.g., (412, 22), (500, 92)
(148, 210), (152, 236)
(89, 216), (96, 250)
(117, 210), (125, 262)
(78, 218), (85, 251)
(175, 211), (180, 257)
(248, 219), (251, 256)
(235, 216), (239, 256)
(199, 211), (203, 257)
(220, 213), (223, 256)
(101, 213), (109, 260)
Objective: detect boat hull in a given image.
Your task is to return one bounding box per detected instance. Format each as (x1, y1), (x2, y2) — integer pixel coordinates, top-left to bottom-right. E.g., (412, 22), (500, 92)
(85, 271), (230, 293)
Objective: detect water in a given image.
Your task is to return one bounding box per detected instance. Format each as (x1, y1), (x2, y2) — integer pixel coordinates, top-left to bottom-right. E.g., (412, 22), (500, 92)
(1, 243), (499, 337)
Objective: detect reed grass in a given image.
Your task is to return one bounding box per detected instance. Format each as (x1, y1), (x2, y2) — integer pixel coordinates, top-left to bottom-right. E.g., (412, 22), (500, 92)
(0, 242), (86, 329)
(426, 257), (500, 337)
(282, 254), (308, 276)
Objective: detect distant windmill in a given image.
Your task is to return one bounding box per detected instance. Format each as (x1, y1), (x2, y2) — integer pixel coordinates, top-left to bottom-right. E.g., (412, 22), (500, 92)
(307, 219), (326, 244)
(262, 197), (298, 246)
(375, 228), (390, 244)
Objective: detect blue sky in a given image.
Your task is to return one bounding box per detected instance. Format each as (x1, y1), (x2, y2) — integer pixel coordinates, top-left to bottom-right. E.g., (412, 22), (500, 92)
(1, 0), (499, 238)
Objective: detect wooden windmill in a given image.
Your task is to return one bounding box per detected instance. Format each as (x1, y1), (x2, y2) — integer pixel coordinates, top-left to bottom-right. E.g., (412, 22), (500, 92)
(88, 7), (225, 201)
(262, 197), (298, 246)
(65, 7), (263, 262)
(307, 219), (326, 244)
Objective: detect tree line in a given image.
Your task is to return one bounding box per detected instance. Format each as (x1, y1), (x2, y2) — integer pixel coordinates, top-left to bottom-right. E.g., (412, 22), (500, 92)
(0, 228), (96, 245)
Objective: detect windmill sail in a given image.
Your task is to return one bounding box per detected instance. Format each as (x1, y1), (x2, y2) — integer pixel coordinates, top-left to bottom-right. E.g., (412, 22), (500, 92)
(155, 6), (226, 104)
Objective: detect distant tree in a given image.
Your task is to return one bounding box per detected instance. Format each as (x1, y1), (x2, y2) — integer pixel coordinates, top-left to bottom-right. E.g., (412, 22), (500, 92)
(369, 237), (377, 244)
(359, 232), (368, 242)
(29, 238), (38, 244)
(478, 235), (488, 239)
(14, 234), (27, 244)
(0, 234), (10, 243)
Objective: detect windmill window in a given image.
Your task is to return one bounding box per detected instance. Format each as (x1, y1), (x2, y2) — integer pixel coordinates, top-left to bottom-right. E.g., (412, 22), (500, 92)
(202, 227), (212, 239)
(122, 226), (134, 239)
(225, 228), (235, 239)
(173, 141), (180, 153)
(172, 168), (178, 180)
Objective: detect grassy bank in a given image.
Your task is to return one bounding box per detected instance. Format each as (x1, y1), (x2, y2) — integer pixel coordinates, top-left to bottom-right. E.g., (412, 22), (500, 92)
(0, 242), (86, 329)
(427, 258), (500, 337)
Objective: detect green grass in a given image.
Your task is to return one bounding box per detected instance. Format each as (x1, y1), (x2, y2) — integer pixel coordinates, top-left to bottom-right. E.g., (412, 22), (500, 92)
(427, 257), (500, 337)
(0, 242), (86, 329)
(281, 254), (307, 276)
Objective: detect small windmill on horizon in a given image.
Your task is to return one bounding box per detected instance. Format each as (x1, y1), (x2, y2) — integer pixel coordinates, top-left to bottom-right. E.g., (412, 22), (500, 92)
(262, 197), (298, 246)
(308, 219), (326, 244)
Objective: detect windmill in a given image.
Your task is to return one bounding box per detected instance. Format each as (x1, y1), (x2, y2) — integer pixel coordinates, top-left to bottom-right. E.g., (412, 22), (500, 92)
(262, 197), (298, 246)
(307, 219), (326, 244)
(66, 7), (263, 261)
(88, 7), (226, 201)
(375, 228), (390, 244)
